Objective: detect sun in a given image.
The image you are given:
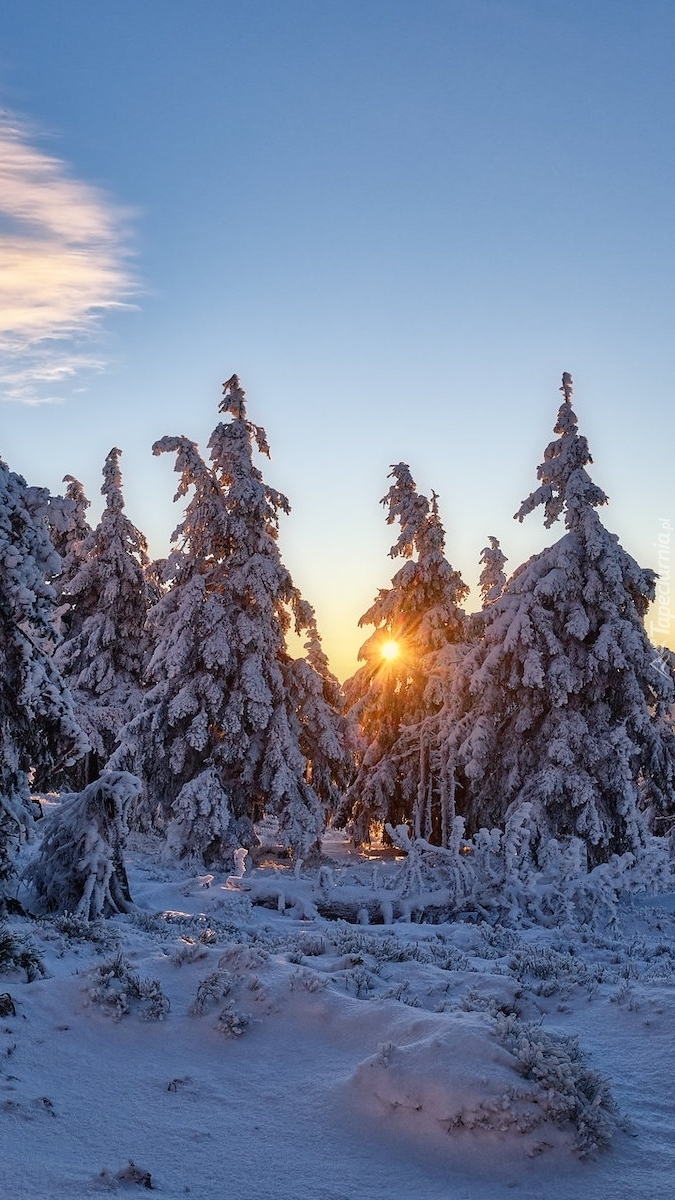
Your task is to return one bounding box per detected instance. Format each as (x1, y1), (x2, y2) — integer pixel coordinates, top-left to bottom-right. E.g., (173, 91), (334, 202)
(380, 639), (400, 662)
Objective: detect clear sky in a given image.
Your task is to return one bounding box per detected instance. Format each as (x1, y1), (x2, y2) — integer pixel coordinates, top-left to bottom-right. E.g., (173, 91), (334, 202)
(0, 0), (674, 679)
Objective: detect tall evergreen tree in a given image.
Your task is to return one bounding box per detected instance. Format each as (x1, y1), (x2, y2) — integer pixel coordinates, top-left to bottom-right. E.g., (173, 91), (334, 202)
(337, 464), (468, 845)
(445, 373), (675, 865)
(54, 448), (152, 784)
(115, 376), (350, 863)
(0, 453), (84, 900)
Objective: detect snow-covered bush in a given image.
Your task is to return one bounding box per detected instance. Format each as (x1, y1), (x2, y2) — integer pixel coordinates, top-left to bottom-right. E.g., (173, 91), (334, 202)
(88, 950), (170, 1021)
(50, 911), (119, 951)
(215, 1003), (251, 1037)
(494, 1014), (620, 1155)
(189, 968), (235, 1017)
(25, 771), (140, 920)
(0, 923), (44, 981)
(98, 1162), (154, 1189)
(189, 941), (271, 1035)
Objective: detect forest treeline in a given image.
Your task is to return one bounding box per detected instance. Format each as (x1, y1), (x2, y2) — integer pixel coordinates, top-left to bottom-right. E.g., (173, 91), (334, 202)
(1, 372), (674, 910)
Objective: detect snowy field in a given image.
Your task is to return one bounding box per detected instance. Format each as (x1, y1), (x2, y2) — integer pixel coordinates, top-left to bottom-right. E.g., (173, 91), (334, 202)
(1, 829), (674, 1200)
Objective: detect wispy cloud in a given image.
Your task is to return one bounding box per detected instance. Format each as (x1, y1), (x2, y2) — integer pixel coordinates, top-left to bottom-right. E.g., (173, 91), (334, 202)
(0, 111), (136, 403)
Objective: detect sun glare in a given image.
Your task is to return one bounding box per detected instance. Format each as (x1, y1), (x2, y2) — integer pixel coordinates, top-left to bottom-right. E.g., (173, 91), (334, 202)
(381, 639), (400, 662)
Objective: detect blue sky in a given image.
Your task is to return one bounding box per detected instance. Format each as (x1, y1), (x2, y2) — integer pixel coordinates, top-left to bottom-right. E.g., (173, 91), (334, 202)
(0, 0), (673, 677)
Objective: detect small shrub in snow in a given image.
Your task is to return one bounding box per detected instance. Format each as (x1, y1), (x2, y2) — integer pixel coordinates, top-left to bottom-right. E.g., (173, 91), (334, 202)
(288, 967), (327, 993)
(189, 968), (257, 1035)
(189, 969), (231, 1017)
(288, 932), (326, 958)
(508, 948), (594, 988)
(495, 1014), (620, 1155)
(98, 1159), (153, 1189)
(343, 965), (376, 997)
(50, 912), (118, 950)
(126, 911), (171, 937)
(0, 923), (44, 981)
(215, 1002), (250, 1037)
(217, 942), (269, 972)
(88, 952), (169, 1021)
(477, 924), (522, 954)
(0, 991), (15, 1016)
(25, 771), (140, 920)
(168, 938), (209, 968)
(381, 980), (421, 1007)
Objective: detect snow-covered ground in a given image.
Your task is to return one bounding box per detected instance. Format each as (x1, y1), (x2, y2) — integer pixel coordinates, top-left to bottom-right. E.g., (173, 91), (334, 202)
(1, 829), (674, 1200)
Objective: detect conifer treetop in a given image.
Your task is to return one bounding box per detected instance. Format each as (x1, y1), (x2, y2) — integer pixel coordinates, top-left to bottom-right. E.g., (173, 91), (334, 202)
(208, 377), (289, 554)
(515, 373), (609, 530)
(219, 374), (271, 458)
(220, 374), (247, 421)
(101, 447), (124, 513)
(383, 463), (430, 560)
(152, 435), (216, 506)
(63, 475), (91, 520)
(478, 536), (507, 606)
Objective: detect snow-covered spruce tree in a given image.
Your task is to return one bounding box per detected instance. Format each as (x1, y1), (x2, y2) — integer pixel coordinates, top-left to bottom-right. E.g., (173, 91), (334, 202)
(114, 376), (350, 864)
(48, 475), (92, 591)
(0, 453), (85, 902)
(51, 448), (153, 787)
(478, 536), (507, 606)
(445, 372), (675, 866)
(24, 770), (139, 919)
(37, 474), (94, 642)
(23, 474), (91, 595)
(337, 464), (468, 845)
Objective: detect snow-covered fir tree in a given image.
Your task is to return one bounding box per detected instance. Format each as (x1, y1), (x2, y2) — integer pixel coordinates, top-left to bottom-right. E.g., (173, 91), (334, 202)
(444, 373), (675, 866)
(50, 473), (92, 588)
(42, 474), (93, 637)
(337, 464), (468, 845)
(478, 536), (507, 606)
(24, 770), (139, 920)
(114, 376), (350, 864)
(52, 448), (153, 786)
(0, 453), (85, 902)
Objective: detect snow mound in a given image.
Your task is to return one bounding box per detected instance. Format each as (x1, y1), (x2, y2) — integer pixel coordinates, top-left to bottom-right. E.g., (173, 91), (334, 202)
(348, 1009), (620, 1160)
